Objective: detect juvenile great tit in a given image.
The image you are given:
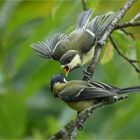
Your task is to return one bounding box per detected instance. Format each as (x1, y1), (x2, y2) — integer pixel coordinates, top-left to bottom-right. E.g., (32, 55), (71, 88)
(50, 74), (140, 112)
(32, 9), (116, 76)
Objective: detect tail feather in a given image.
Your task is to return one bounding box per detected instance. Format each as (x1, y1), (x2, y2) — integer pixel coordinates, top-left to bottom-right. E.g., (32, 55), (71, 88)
(117, 86), (140, 94)
(87, 12), (116, 40)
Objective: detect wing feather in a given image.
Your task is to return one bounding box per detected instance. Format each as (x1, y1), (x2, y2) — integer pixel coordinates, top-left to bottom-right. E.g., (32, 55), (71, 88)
(59, 86), (114, 102)
(31, 33), (68, 60)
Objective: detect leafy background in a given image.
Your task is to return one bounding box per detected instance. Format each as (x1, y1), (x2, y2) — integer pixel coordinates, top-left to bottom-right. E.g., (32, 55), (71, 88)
(0, 0), (140, 139)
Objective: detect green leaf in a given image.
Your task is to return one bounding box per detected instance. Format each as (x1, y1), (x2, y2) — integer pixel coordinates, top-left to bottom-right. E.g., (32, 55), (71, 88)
(100, 42), (114, 64)
(112, 30), (137, 62)
(23, 61), (61, 98)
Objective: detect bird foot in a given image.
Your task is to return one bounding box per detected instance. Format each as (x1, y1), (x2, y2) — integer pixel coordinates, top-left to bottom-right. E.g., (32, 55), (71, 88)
(82, 68), (91, 79)
(97, 40), (105, 47)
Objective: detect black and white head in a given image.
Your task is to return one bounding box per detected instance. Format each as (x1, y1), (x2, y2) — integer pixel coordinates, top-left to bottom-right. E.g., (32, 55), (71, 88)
(60, 50), (81, 76)
(50, 74), (67, 92)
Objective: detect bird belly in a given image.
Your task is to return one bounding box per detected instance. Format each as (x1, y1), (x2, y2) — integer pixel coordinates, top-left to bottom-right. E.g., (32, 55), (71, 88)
(82, 46), (95, 65)
(67, 100), (94, 112)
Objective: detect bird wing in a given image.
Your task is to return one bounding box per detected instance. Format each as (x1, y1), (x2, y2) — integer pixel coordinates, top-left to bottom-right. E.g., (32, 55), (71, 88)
(88, 81), (112, 90)
(76, 8), (93, 29)
(59, 86), (114, 102)
(88, 80), (119, 92)
(31, 33), (69, 60)
(87, 12), (116, 40)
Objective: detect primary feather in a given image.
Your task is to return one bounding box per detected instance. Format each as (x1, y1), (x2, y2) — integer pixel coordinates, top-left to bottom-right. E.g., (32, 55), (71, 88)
(31, 33), (68, 60)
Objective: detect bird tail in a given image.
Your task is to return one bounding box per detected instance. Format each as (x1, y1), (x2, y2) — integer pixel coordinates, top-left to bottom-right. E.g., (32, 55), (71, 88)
(76, 8), (93, 29)
(117, 86), (140, 94)
(87, 12), (116, 40)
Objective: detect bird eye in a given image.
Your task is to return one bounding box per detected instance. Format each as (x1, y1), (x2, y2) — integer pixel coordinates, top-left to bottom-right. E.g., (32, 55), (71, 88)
(68, 58), (71, 63)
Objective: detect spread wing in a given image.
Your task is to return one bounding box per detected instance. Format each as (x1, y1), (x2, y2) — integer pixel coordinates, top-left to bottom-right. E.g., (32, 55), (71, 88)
(31, 33), (69, 60)
(59, 86), (114, 102)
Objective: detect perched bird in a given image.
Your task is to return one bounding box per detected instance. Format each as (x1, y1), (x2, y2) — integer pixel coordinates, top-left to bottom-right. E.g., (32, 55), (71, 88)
(50, 74), (140, 112)
(31, 9), (116, 76)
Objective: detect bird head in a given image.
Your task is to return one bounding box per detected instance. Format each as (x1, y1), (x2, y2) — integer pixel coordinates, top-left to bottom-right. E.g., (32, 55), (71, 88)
(50, 74), (67, 93)
(60, 50), (81, 76)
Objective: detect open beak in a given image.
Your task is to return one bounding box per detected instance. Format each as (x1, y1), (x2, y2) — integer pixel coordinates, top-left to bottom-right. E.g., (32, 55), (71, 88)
(63, 66), (70, 77)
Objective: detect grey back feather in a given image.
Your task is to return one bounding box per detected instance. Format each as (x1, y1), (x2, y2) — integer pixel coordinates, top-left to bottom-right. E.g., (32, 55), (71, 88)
(76, 8), (93, 29)
(31, 33), (68, 59)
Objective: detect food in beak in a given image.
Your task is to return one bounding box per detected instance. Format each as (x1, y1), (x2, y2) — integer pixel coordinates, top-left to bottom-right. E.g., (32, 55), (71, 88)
(64, 66), (70, 76)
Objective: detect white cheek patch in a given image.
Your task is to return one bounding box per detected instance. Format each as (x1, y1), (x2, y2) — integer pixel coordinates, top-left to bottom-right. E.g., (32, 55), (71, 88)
(68, 54), (81, 69)
(63, 78), (67, 82)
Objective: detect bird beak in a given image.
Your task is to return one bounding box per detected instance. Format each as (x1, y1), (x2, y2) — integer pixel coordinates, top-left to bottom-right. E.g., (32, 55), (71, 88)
(63, 66), (70, 77)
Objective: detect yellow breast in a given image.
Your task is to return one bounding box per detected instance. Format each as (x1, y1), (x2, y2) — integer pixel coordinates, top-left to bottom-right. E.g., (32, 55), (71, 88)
(82, 46), (95, 65)
(67, 100), (94, 112)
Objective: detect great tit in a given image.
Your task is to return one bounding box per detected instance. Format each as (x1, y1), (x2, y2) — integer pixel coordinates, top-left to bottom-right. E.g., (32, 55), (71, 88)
(50, 74), (140, 112)
(32, 9), (116, 76)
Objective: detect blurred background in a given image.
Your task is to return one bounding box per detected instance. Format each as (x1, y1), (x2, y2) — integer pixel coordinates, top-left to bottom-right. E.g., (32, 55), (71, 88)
(0, 0), (140, 139)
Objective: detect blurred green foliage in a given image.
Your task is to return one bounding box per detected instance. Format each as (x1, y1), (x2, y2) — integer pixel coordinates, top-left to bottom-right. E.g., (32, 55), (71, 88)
(0, 0), (140, 139)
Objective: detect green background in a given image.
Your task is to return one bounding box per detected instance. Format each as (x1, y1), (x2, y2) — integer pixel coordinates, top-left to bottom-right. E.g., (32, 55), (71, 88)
(0, 0), (140, 139)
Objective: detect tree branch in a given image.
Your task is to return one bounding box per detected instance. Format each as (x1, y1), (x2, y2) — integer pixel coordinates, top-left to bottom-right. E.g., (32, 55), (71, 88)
(49, 95), (127, 140)
(120, 28), (135, 39)
(131, 12), (140, 22)
(81, 0), (87, 11)
(115, 21), (140, 29)
(114, 12), (140, 30)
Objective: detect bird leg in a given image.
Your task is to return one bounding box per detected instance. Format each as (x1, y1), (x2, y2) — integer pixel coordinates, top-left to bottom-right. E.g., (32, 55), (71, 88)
(82, 67), (91, 78)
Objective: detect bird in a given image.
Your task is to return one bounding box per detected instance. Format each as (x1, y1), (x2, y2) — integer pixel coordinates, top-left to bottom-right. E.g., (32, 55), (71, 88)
(50, 74), (140, 112)
(31, 9), (117, 76)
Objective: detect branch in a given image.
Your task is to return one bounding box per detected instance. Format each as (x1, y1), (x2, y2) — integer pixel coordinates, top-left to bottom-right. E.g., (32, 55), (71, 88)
(83, 0), (136, 81)
(115, 12), (140, 29)
(81, 0), (87, 11)
(49, 95), (127, 140)
(115, 21), (140, 29)
(120, 28), (135, 39)
(131, 12), (140, 22)
(68, 94), (128, 139)
(110, 36), (140, 73)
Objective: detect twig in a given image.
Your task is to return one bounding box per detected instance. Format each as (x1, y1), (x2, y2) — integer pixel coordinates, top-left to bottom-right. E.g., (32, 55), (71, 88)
(115, 12), (140, 29)
(115, 21), (140, 29)
(49, 94), (127, 140)
(49, 121), (74, 140)
(110, 36), (140, 73)
(131, 12), (140, 22)
(81, 0), (87, 11)
(120, 28), (135, 39)
(83, 0), (136, 81)
(69, 94), (128, 139)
